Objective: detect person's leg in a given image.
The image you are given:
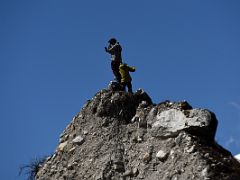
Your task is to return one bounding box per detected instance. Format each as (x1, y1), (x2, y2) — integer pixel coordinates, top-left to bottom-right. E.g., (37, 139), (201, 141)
(111, 61), (121, 83)
(127, 82), (133, 93)
(121, 82), (127, 92)
(115, 71), (121, 83)
(115, 61), (121, 83)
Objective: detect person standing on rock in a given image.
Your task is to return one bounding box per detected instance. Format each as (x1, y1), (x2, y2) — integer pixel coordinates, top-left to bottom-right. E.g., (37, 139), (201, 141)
(119, 63), (136, 93)
(105, 38), (122, 83)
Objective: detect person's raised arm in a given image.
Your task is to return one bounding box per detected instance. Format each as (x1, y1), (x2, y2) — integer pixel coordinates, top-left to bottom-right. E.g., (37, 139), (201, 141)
(128, 65), (136, 72)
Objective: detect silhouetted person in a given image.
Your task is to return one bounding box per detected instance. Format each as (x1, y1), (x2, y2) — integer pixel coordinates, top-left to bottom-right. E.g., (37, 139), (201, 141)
(105, 38), (122, 83)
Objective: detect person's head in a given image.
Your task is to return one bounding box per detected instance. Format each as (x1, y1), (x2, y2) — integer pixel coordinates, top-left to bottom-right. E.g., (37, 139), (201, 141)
(108, 38), (117, 45)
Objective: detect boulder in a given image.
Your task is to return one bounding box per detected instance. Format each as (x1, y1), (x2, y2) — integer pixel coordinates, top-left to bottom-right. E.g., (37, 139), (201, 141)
(72, 136), (85, 145)
(150, 109), (217, 141)
(156, 150), (169, 161)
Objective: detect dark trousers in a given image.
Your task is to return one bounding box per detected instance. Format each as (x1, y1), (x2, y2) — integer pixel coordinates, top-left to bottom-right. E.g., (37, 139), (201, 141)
(121, 81), (133, 93)
(111, 61), (121, 83)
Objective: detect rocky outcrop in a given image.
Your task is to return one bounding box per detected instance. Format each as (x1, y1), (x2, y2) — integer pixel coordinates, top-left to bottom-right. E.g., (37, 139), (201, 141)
(235, 154), (240, 162)
(149, 108), (217, 140)
(36, 87), (240, 180)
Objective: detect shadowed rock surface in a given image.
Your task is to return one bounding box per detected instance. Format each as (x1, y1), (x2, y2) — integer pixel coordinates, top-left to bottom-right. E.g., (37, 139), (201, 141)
(36, 87), (240, 180)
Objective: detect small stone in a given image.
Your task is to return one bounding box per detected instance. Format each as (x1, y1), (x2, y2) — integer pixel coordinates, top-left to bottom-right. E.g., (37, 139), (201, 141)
(60, 135), (69, 144)
(46, 156), (51, 162)
(70, 133), (76, 139)
(83, 130), (88, 135)
(69, 147), (76, 153)
(193, 152), (200, 156)
(57, 141), (68, 152)
(139, 118), (147, 128)
(143, 152), (151, 163)
(172, 176), (178, 180)
(223, 157), (231, 163)
(67, 164), (74, 170)
(101, 119), (109, 127)
(122, 138), (128, 142)
(131, 116), (139, 123)
(51, 153), (56, 160)
(137, 136), (143, 142)
(42, 163), (48, 171)
(72, 161), (78, 166)
(139, 101), (148, 108)
(63, 167), (67, 171)
(168, 102), (173, 105)
(131, 136), (138, 143)
(170, 150), (175, 159)
(113, 162), (124, 172)
(211, 163), (216, 167)
(185, 145), (195, 153)
(175, 134), (183, 145)
(204, 153), (210, 158)
(156, 150), (169, 162)
(201, 167), (209, 177)
(72, 136), (85, 145)
(92, 132), (97, 136)
(132, 168), (139, 176)
(95, 172), (103, 180)
(59, 137), (64, 143)
(122, 170), (132, 177)
(186, 135), (192, 141)
(59, 132), (66, 138)
(72, 116), (77, 122)
(197, 166), (202, 171)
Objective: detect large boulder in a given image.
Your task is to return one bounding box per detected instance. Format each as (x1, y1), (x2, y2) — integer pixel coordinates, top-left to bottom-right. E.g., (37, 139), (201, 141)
(149, 108), (217, 140)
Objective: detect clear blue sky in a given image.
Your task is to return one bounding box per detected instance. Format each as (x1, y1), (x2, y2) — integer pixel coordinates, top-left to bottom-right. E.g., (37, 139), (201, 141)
(1, 0), (240, 179)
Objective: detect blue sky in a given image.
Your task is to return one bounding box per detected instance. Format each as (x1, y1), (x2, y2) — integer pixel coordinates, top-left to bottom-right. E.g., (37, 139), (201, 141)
(1, 0), (240, 179)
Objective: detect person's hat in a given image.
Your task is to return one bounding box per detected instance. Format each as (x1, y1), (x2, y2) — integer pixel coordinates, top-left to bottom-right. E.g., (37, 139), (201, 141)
(108, 38), (117, 44)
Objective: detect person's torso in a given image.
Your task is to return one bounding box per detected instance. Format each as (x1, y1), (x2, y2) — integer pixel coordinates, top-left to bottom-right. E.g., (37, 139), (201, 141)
(110, 44), (122, 62)
(119, 65), (131, 82)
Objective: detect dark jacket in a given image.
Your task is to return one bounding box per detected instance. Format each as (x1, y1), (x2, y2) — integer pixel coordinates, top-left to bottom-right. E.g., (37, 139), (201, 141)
(106, 42), (122, 62)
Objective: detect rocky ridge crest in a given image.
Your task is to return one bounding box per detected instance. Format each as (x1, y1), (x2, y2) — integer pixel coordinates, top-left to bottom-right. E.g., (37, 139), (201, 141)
(36, 87), (240, 180)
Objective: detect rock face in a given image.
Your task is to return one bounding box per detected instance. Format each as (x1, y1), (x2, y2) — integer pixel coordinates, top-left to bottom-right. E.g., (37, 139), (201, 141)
(36, 88), (240, 180)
